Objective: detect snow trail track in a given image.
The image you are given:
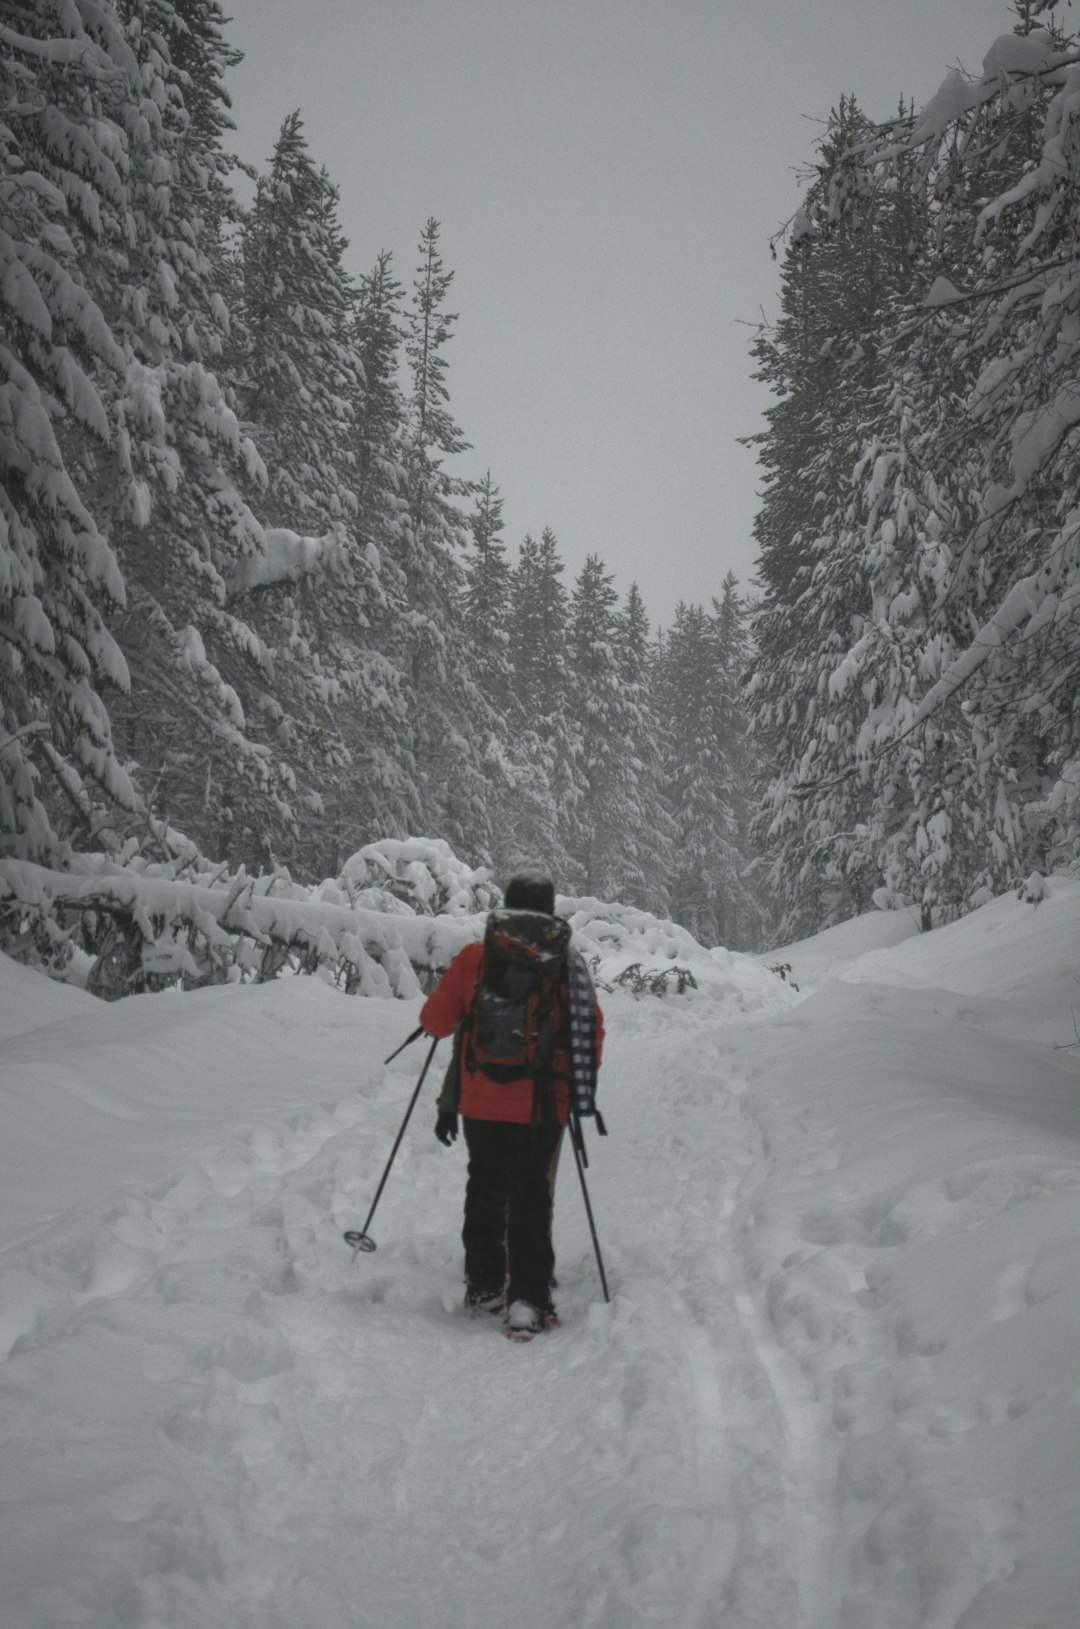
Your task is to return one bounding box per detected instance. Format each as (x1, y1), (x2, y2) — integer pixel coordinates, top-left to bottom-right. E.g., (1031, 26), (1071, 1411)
(0, 986), (826, 1629)
(6, 881), (1080, 1629)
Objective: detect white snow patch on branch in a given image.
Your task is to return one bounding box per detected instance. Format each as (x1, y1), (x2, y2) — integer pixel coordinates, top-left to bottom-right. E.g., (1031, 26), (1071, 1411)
(229, 528), (344, 596)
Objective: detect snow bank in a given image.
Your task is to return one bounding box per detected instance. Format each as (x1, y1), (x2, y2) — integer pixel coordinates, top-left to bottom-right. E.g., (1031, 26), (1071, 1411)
(0, 973), (390, 1253)
(0, 949), (98, 1042)
(762, 903), (922, 989)
(767, 878), (1080, 1049)
(730, 878), (1080, 1625)
(563, 893), (799, 1020)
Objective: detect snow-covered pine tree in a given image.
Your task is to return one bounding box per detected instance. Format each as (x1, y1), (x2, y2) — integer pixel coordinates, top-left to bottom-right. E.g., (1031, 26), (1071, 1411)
(398, 218), (496, 862)
(710, 574), (764, 946)
(612, 583), (673, 914)
(566, 554), (645, 900)
(235, 111), (391, 872)
(65, 0), (293, 866)
(659, 600), (744, 945)
(462, 471), (512, 697)
(1, 0), (183, 855)
(495, 531), (577, 882)
(770, 10), (1080, 910)
(746, 98), (936, 936)
(353, 251), (408, 588)
(347, 250), (422, 844)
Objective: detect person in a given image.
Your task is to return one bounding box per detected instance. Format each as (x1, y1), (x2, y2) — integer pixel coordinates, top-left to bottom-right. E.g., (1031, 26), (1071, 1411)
(420, 872), (604, 1337)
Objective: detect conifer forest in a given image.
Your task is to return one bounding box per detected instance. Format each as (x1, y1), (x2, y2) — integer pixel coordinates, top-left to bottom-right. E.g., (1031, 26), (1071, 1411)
(2, 0), (1079, 964)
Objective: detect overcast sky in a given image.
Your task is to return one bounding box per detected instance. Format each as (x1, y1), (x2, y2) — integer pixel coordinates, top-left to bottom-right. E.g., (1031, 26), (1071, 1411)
(221, 0), (1043, 626)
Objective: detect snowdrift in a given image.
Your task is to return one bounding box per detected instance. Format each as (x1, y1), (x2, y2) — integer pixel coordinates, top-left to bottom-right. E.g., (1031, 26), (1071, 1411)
(737, 878), (1080, 1626)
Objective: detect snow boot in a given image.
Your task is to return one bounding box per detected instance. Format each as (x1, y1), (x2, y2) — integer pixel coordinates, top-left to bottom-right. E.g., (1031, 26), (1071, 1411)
(465, 1285), (505, 1318)
(505, 1300), (548, 1341)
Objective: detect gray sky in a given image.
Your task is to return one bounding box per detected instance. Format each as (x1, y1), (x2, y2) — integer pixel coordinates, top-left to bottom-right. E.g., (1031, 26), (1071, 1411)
(222, 0), (1036, 625)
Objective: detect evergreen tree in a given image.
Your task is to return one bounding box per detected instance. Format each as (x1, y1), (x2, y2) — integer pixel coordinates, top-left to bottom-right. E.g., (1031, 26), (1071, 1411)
(89, 0), (286, 864)
(746, 98), (940, 935)
(463, 471), (512, 695)
(711, 574), (763, 946)
(241, 114), (359, 531)
(566, 554), (642, 899)
(348, 250), (421, 845)
(660, 601), (744, 945)
(500, 530), (580, 882)
(398, 218), (494, 860)
(751, 13), (1080, 926)
(613, 584), (674, 914)
(233, 111), (395, 870)
(353, 251), (408, 580)
(0, 0), (261, 857)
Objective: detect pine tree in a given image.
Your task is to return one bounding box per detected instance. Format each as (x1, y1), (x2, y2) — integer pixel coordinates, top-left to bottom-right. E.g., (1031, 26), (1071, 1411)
(353, 251), (408, 582)
(660, 602), (743, 945)
(612, 583), (674, 913)
(746, 98), (940, 935)
(0, 0), (253, 856)
(233, 111), (394, 870)
(499, 530), (579, 882)
(239, 111), (359, 534)
(83, 0), (287, 864)
(463, 471), (512, 695)
(398, 218), (494, 860)
(711, 574), (763, 946)
(755, 15), (1080, 922)
(566, 554), (642, 899)
(348, 250), (421, 845)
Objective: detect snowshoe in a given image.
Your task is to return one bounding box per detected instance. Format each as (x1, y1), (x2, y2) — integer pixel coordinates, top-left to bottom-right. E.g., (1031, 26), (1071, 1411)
(505, 1300), (552, 1342)
(465, 1285), (505, 1319)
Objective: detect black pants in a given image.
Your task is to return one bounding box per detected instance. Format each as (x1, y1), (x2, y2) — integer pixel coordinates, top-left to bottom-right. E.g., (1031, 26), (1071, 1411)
(462, 1119), (562, 1311)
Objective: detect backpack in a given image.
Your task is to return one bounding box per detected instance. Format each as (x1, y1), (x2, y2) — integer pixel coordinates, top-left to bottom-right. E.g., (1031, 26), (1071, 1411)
(465, 909), (571, 1084)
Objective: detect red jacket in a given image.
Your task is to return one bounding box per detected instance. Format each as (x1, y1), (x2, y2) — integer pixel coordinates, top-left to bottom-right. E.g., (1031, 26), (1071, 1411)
(420, 940), (604, 1125)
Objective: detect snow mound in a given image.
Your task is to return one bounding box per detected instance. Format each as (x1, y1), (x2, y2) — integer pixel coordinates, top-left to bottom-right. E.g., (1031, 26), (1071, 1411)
(0, 950), (98, 1043)
(562, 894), (799, 1019)
(763, 903), (922, 989)
(338, 836), (499, 919)
(769, 877), (1080, 1049)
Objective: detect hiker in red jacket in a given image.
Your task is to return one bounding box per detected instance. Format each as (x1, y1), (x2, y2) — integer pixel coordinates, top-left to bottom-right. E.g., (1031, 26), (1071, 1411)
(420, 872), (604, 1337)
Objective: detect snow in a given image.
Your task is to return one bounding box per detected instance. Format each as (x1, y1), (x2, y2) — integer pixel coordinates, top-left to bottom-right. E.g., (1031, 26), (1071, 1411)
(229, 526), (343, 595)
(1, 880), (1079, 1627)
(922, 275), (964, 309)
(981, 30), (1060, 80)
(911, 69), (979, 143)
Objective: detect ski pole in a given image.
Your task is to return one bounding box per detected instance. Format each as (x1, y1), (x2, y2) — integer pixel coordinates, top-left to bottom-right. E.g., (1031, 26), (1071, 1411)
(568, 1112), (611, 1304)
(345, 1034), (439, 1261)
(382, 1026), (425, 1066)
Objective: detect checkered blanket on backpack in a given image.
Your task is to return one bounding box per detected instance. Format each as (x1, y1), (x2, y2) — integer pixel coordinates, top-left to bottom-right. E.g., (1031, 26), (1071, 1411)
(567, 948), (599, 1117)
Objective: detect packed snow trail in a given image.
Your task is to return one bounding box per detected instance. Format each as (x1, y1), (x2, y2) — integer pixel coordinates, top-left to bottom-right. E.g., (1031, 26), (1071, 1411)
(0, 978), (813, 1629)
(2, 880), (1079, 1628)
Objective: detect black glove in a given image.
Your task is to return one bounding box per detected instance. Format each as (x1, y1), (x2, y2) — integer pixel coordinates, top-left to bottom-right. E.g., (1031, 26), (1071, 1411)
(435, 1111), (458, 1146)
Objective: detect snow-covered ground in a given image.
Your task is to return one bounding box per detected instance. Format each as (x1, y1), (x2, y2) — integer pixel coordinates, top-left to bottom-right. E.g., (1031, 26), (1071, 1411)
(1, 882), (1078, 1628)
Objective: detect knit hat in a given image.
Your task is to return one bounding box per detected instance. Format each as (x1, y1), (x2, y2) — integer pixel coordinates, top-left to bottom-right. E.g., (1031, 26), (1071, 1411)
(503, 871), (556, 915)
